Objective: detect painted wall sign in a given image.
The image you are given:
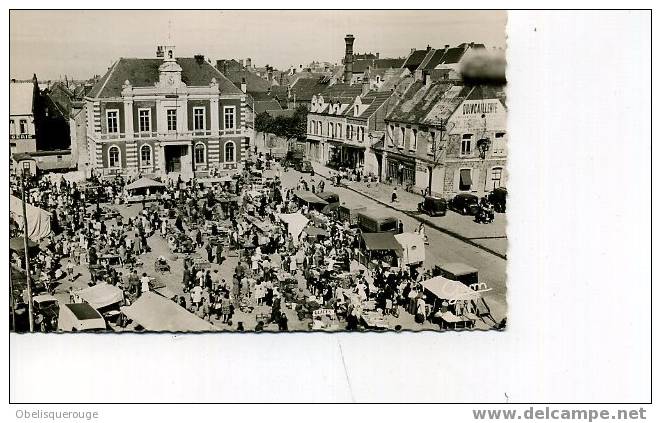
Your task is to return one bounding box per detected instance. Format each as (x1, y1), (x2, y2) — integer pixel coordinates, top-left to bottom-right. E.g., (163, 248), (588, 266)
(462, 101), (500, 115)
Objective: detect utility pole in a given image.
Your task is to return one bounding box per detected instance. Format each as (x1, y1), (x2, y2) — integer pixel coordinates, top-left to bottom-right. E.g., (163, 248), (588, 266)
(21, 163), (34, 333)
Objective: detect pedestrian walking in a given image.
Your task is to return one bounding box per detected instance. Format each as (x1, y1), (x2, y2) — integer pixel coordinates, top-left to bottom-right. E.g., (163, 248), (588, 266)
(391, 187), (398, 203)
(205, 243), (214, 263)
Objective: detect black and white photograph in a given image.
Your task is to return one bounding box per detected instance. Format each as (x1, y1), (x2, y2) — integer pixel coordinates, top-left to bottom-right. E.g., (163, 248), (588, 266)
(5, 6), (652, 413)
(9, 10), (508, 333)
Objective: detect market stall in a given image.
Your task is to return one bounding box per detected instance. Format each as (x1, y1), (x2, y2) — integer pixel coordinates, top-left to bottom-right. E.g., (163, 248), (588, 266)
(420, 276), (483, 329)
(358, 232), (403, 268)
(124, 177), (167, 203)
(394, 232), (425, 266)
(120, 292), (217, 332)
(293, 190), (328, 212)
(277, 212), (309, 245)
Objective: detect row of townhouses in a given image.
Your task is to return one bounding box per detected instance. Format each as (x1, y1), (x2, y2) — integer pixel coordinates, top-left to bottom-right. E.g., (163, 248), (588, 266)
(304, 34), (507, 199)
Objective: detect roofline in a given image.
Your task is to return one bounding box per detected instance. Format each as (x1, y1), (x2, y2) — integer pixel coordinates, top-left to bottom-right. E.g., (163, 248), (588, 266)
(90, 59), (120, 100)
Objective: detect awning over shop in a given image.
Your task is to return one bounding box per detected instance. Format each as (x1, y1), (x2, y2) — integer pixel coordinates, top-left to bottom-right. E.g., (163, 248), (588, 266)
(421, 276), (482, 302)
(294, 190), (328, 205)
(120, 292), (217, 332)
(125, 177), (166, 191)
(460, 170), (472, 186)
(75, 282), (124, 310)
(361, 233), (403, 253)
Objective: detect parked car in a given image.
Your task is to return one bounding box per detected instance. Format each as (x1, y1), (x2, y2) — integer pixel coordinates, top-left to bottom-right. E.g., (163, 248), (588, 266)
(296, 160), (314, 174)
(488, 187), (507, 213)
(32, 294), (60, 332)
(449, 193), (480, 215)
(417, 196), (447, 217)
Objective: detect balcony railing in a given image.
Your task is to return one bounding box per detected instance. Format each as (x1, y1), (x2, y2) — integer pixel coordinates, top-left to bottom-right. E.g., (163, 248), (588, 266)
(95, 129), (240, 142)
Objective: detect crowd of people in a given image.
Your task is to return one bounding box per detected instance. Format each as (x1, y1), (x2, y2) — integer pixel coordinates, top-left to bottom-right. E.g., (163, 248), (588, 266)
(10, 152), (475, 332)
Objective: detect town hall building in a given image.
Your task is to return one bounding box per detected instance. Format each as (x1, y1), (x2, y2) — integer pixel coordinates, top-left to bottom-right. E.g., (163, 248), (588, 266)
(84, 44), (248, 179)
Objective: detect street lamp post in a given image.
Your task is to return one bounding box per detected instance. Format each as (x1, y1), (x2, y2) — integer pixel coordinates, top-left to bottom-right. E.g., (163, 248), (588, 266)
(21, 162), (35, 332)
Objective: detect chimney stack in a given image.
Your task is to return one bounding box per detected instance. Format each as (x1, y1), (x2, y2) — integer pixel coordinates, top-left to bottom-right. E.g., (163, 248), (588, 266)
(246, 58), (252, 68)
(344, 34), (355, 84)
(239, 59), (244, 68)
(241, 77), (247, 93)
(376, 52), (380, 59)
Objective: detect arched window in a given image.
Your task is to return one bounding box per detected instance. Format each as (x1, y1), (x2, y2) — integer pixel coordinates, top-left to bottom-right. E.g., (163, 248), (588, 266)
(108, 145), (121, 168)
(309, 121), (313, 134)
(328, 122), (333, 138)
(337, 123), (342, 139)
(317, 121), (322, 136)
(194, 143), (206, 165)
(140, 144), (152, 167)
(224, 141), (236, 163)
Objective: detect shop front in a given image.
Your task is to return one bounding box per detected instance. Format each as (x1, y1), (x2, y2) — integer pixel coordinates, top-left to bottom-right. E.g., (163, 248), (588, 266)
(386, 154), (416, 186)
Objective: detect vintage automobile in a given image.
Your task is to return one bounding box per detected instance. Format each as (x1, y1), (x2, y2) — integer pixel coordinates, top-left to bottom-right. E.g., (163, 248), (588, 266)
(32, 294), (60, 332)
(296, 160), (314, 174)
(317, 191), (340, 215)
(57, 303), (107, 332)
(357, 211), (399, 233)
(337, 205), (367, 226)
(488, 187), (507, 213)
(417, 196), (448, 217)
(448, 193), (480, 216)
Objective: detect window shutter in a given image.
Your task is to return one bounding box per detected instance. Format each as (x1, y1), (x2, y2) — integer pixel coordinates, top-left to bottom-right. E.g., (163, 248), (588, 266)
(453, 169), (460, 192)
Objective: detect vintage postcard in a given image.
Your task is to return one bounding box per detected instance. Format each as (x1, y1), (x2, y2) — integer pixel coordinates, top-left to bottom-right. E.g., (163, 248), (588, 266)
(9, 10), (507, 333)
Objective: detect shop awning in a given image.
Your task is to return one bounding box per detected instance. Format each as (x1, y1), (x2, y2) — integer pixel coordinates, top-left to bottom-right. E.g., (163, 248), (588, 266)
(294, 190), (328, 205)
(304, 226), (329, 238)
(421, 276), (482, 301)
(361, 233), (403, 252)
(437, 262), (478, 277)
(75, 283), (124, 310)
(125, 177), (166, 191)
(120, 292), (217, 332)
(460, 171), (472, 186)
(9, 237), (38, 252)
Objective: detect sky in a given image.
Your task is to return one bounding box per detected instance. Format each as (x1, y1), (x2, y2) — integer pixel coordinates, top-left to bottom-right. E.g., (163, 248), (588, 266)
(10, 10), (507, 81)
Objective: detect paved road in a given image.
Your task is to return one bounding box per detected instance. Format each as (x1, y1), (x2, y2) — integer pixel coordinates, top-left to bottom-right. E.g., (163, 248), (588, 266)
(279, 168), (508, 322)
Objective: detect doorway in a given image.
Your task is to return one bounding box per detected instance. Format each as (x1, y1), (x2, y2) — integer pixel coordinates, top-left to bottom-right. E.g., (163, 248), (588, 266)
(164, 145), (189, 174)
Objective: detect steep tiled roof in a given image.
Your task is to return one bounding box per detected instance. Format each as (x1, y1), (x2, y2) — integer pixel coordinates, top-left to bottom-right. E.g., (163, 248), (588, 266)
(88, 57), (242, 99)
(437, 47), (466, 65)
(352, 58), (405, 73)
(422, 85), (473, 125)
(289, 77), (328, 103)
(253, 100), (282, 114)
(346, 91), (394, 121)
(386, 81), (457, 123)
(221, 69), (271, 94)
(402, 50), (430, 70)
(422, 49), (447, 70)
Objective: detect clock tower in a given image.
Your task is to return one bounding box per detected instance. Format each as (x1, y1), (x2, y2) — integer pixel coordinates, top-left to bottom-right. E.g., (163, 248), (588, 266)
(157, 43), (183, 89)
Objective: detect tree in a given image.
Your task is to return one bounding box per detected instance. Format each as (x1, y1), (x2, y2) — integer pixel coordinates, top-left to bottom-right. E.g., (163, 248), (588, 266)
(254, 111), (274, 133)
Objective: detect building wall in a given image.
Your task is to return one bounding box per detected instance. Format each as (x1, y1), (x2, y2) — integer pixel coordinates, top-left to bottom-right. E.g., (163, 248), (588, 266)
(10, 114), (37, 154)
